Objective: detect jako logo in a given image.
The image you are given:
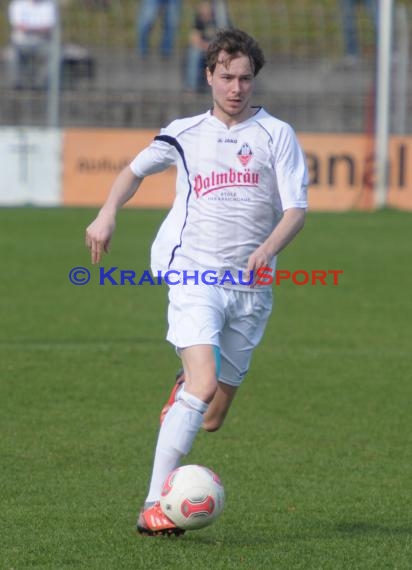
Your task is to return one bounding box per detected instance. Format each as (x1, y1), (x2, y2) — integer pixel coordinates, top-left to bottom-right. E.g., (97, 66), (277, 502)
(193, 168), (259, 197)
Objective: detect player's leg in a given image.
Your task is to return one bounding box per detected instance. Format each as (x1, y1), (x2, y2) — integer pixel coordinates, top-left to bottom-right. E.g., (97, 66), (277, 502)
(160, 288), (273, 434)
(138, 344), (216, 535)
(159, 368), (185, 424)
(202, 381), (238, 432)
(144, 343), (216, 501)
(137, 285), (223, 535)
(160, 365), (237, 432)
(180, 344), (217, 402)
(202, 288), (274, 431)
(160, 344), (221, 422)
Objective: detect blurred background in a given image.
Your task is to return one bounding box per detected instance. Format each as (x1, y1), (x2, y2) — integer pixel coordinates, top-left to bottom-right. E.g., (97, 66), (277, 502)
(0, 0), (410, 211)
(0, 0), (410, 133)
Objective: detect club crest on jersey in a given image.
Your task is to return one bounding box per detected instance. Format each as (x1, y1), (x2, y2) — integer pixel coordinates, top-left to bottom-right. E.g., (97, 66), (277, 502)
(237, 143), (253, 166)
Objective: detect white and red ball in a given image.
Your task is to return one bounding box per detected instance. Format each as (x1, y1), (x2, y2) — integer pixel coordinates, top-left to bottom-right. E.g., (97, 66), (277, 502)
(160, 464), (225, 530)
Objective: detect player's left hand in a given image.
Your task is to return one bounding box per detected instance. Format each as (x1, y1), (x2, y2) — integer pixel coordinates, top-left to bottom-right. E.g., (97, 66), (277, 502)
(85, 212), (116, 265)
(246, 244), (272, 287)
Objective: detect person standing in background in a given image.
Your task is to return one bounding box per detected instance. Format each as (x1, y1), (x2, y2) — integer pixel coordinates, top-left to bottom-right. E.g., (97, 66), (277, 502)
(136, 0), (181, 58)
(184, 0), (231, 92)
(339, 0), (377, 65)
(8, 0), (56, 89)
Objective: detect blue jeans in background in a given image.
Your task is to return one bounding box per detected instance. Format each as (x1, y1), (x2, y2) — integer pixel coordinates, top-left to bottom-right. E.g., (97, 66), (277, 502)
(184, 46), (207, 92)
(137, 0), (181, 57)
(340, 0), (377, 57)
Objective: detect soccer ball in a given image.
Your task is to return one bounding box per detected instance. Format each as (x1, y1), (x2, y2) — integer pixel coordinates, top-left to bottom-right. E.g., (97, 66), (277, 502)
(160, 464), (225, 530)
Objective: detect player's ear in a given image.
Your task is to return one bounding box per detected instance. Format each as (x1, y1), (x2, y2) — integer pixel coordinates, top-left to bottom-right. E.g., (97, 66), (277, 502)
(206, 68), (213, 86)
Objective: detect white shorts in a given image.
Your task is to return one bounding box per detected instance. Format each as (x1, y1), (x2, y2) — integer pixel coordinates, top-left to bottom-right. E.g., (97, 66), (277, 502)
(166, 284), (273, 387)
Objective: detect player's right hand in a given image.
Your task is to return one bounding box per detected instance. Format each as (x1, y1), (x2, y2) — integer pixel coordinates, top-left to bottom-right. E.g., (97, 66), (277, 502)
(85, 213), (116, 265)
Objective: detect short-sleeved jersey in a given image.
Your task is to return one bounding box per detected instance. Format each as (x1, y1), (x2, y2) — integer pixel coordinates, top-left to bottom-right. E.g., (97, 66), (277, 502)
(130, 107), (308, 289)
(9, 0), (56, 46)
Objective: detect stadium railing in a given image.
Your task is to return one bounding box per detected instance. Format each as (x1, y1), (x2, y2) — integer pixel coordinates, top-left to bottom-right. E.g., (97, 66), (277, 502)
(0, 0), (410, 133)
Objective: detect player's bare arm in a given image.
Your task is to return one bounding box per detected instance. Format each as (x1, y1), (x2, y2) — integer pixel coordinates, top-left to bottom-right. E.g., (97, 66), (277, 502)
(246, 207), (306, 275)
(85, 166), (143, 264)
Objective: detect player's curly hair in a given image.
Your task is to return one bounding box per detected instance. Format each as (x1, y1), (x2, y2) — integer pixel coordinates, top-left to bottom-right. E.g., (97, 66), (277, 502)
(205, 28), (265, 77)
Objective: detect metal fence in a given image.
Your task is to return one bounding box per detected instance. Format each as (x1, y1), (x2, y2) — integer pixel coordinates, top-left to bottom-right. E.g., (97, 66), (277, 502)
(0, 0), (410, 133)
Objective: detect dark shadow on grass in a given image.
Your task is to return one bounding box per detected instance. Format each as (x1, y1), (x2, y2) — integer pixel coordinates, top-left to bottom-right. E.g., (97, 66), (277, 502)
(172, 520), (412, 547)
(181, 534), (276, 546)
(335, 521), (412, 537)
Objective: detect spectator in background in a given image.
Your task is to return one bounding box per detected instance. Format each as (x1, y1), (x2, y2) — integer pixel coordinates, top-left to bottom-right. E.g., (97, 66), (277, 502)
(8, 0), (56, 89)
(84, 0), (111, 8)
(136, 0), (181, 58)
(184, 0), (230, 92)
(340, 0), (377, 65)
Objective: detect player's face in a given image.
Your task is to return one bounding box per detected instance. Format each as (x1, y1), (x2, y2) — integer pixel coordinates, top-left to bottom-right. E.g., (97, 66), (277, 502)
(206, 51), (255, 127)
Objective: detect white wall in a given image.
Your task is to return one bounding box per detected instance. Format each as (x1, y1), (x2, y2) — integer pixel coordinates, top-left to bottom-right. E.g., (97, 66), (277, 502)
(0, 128), (61, 206)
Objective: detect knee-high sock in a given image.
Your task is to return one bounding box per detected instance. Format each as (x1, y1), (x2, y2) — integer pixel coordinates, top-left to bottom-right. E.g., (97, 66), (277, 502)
(145, 390), (208, 504)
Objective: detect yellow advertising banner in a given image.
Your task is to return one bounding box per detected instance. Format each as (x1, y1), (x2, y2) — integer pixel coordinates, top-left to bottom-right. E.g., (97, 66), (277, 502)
(387, 136), (411, 210)
(300, 134), (411, 211)
(62, 129), (411, 211)
(63, 129), (175, 208)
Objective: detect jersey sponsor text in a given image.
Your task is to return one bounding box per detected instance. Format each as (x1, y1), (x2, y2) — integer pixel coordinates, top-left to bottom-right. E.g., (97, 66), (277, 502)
(193, 168), (259, 197)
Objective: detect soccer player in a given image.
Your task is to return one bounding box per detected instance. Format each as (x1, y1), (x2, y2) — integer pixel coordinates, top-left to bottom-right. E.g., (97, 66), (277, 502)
(85, 28), (308, 536)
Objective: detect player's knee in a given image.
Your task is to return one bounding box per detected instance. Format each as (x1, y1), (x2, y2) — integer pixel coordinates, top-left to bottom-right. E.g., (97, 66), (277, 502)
(208, 381), (218, 402)
(186, 377), (217, 404)
(203, 420), (222, 433)
(202, 414), (225, 432)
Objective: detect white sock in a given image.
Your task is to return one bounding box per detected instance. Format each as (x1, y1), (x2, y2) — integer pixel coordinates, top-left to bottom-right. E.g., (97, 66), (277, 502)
(145, 390), (208, 504)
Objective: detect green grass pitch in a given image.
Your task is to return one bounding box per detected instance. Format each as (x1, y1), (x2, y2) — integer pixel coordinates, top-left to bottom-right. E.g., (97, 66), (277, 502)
(1, 207), (411, 569)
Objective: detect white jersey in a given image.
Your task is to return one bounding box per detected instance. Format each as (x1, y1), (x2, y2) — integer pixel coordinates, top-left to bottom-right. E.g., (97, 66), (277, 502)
(9, 0), (56, 47)
(130, 107), (308, 289)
